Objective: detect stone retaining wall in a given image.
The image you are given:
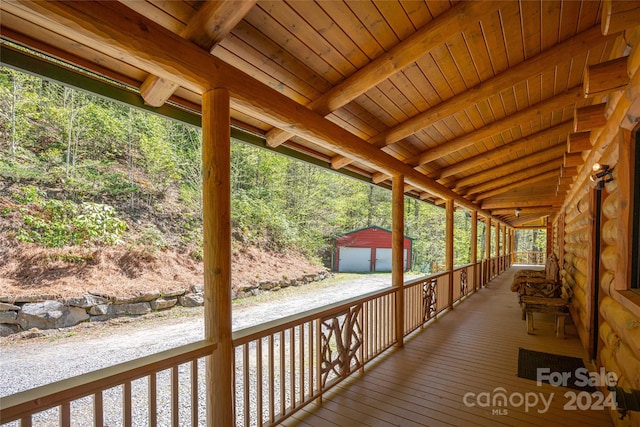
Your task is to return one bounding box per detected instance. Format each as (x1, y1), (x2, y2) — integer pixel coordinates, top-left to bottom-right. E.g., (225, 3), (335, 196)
(0, 270), (330, 337)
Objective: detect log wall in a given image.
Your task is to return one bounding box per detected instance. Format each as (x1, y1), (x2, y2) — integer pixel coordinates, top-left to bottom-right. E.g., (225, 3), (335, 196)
(561, 22), (640, 427)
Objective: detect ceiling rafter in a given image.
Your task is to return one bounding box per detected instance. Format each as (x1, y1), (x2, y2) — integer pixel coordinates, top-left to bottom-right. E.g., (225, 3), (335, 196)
(490, 207), (554, 216)
(405, 87), (581, 167)
(473, 170), (560, 202)
(264, 1), (508, 149)
(330, 25), (617, 170)
(482, 198), (561, 210)
(454, 144), (567, 190)
(462, 158), (563, 196)
(435, 121), (573, 180)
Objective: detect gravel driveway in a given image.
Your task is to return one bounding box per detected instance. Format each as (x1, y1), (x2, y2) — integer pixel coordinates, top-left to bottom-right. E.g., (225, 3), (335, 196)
(0, 272), (421, 424)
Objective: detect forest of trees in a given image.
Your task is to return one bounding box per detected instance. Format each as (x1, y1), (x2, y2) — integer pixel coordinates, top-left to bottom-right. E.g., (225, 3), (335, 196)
(0, 67), (544, 274)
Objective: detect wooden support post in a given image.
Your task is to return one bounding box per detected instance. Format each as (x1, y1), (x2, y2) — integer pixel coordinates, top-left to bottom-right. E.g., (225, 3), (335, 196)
(584, 57), (630, 98)
(547, 222), (553, 259)
(485, 217), (492, 285)
(202, 88), (233, 427)
(505, 227), (511, 266)
(574, 103), (608, 131)
(484, 218), (491, 260)
(567, 132), (593, 153)
(445, 199), (454, 308)
(471, 210), (478, 291)
(495, 223), (500, 259)
(392, 174), (405, 346)
(510, 228), (515, 263)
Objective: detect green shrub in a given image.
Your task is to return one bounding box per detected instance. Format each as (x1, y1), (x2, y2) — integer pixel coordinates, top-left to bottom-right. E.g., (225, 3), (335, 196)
(12, 186), (127, 247)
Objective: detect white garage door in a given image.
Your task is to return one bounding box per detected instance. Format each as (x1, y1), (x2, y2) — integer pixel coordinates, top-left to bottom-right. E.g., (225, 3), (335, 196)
(338, 247), (372, 272)
(374, 248), (408, 272)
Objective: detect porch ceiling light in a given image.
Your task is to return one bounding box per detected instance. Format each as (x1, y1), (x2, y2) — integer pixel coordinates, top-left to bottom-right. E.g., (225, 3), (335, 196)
(515, 207), (521, 218)
(589, 163), (613, 185)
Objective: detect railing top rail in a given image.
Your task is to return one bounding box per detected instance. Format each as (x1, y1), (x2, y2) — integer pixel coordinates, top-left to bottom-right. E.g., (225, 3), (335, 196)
(233, 285), (397, 345)
(403, 271), (449, 287)
(0, 340), (215, 423)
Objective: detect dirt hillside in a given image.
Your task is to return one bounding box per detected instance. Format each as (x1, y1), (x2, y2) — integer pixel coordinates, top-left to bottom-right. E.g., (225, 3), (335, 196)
(0, 226), (322, 299)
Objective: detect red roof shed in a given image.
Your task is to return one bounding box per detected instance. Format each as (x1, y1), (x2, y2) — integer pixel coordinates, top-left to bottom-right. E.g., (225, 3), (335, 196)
(332, 226), (413, 273)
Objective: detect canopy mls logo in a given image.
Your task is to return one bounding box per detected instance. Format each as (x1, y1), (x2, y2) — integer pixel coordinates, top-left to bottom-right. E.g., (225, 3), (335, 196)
(463, 367), (618, 415)
(463, 387), (554, 415)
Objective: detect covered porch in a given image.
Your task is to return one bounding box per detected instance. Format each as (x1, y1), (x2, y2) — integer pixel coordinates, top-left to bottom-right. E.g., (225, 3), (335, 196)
(1, 1), (640, 426)
(283, 266), (613, 427)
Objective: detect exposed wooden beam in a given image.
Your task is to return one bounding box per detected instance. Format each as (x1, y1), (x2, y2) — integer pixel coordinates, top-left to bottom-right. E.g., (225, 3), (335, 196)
(455, 144), (566, 190)
(371, 172), (388, 184)
(407, 87), (582, 167)
(482, 198), (561, 210)
(330, 25), (615, 169)
(564, 152), (585, 168)
(566, 39), (640, 215)
(601, 0), (640, 35)
(511, 216), (551, 227)
(567, 131), (593, 153)
(574, 102), (608, 131)
(140, 0), (256, 107)
(437, 121), (572, 179)
(473, 170), (559, 202)
(584, 56), (630, 98)
(264, 1), (508, 148)
(462, 159), (563, 196)
(491, 207), (553, 216)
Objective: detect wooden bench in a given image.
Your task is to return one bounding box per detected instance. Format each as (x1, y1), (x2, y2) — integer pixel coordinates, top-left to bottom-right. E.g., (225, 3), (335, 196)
(522, 295), (569, 338)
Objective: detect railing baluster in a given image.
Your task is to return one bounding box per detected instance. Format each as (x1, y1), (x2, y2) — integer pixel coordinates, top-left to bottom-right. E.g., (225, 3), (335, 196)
(315, 318), (322, 406)
(289, 327), (295, 411)
(279, 330), (285, 418)
(307, 322), (316, 399)
(20, 416), (32, 427)
(171, 366), (179, 427)
(60, 401), (70, 427)
(191, 359), (198, 427)
(298, 324), (304, 405)
(94, 391), (104, 427)
(123, 381), (132, 427)
(243, 343), (250, 427)
(268, 334), (275, 424)
(256, 338), (263, 427)
(149, 373), (157, 426)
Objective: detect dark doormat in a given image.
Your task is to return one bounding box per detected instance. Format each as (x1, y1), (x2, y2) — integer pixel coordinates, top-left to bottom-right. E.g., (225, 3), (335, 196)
(517, 348), (596, 392)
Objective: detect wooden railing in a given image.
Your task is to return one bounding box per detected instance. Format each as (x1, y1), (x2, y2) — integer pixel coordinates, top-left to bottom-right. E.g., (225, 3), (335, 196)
(0, 341), (215, 426)
(231, 287), (397, 426)
(1, 256), (512, 427)
(513, 251), (546, 265)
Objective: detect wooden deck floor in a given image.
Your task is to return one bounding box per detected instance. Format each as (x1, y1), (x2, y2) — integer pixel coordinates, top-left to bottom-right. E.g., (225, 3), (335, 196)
(281, 266), (614, 427)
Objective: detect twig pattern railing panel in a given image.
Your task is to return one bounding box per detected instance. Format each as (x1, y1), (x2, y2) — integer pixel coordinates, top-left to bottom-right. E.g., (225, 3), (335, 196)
(232, 288), (396, 426)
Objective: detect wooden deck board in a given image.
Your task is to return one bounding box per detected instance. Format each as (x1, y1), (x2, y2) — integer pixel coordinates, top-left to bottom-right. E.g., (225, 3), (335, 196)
(281, 267), (614, 427)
